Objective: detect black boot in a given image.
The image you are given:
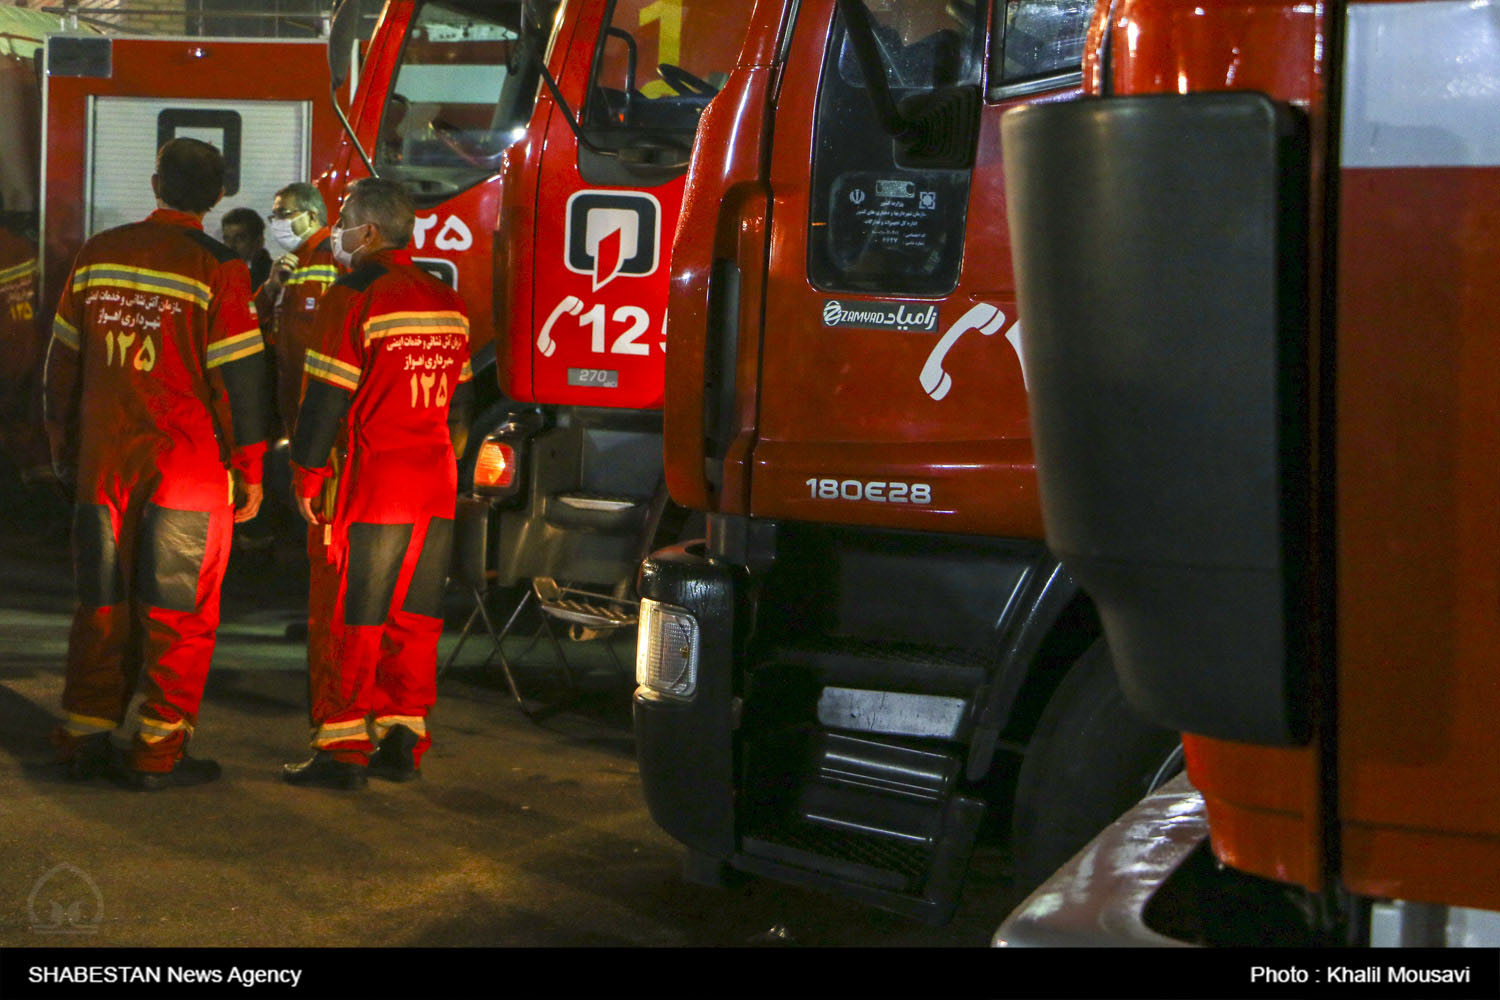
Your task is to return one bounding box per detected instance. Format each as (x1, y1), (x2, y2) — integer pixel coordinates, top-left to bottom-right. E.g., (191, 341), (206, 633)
(282, 750), (367, 790)
(368, 724), (421, 782)
(116, 754), (222, 792)
(60, 732), (122, 782)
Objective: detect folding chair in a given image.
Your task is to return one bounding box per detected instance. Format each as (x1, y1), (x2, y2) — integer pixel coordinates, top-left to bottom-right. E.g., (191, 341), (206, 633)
(440, 496), (532, 710)
(442, 498), (639, 714)
(489, 576), (638, 715)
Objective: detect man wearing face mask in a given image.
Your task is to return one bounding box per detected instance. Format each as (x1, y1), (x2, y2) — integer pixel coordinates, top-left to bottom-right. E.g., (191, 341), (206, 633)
(284, 178), (471, 789)
(255, 183), (337, 437)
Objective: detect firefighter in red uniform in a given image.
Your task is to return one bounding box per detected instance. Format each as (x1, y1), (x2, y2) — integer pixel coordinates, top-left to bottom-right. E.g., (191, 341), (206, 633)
(44, 138), (269, 790)
(255, 181), (338, 437)
(284, 177), (471, 790)
(254, 181), (341, 697)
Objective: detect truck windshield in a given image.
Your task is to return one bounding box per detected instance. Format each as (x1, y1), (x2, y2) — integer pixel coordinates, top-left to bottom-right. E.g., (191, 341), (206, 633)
(374, 0), (542, 197)
(583, 0), (753, 137)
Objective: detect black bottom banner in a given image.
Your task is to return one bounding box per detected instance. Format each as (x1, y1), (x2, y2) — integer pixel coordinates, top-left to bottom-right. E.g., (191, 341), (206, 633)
(1, 946), (1496, 999)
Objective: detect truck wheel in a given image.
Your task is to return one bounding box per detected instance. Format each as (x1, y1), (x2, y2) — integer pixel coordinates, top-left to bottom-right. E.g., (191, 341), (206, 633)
(1010, 638), (1181, 890)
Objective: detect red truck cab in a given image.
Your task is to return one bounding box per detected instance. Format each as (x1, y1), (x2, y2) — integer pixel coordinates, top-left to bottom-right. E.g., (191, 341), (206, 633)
(998, 0), (1500, 947)
(466, 0), (754, 594)
(322, 0), (555, 372)
(632, 0), (1179, 924)
(331, 0), (755, 598)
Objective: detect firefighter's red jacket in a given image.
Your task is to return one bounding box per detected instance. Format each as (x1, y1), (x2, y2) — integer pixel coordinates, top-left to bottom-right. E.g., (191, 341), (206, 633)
(255, 225), (338, 433)
(290, 247), (471, 524)
(44, 208), (269, 508)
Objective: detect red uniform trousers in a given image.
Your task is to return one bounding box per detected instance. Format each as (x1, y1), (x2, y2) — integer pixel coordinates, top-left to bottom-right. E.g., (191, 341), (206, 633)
(60, 473), (235, 772)
(307, 504), (453, 766)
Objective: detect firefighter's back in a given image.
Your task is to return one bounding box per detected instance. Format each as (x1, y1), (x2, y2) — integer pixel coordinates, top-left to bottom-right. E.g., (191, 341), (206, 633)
(63, 216), (252, 504)
(330, 254), (470, 518)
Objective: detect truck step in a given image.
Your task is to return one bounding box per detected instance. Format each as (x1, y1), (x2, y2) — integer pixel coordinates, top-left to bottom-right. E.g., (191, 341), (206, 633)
(758, 637), (989, 699)
(540, 491), (649, 531)
(810, 732), (960, 804)
(737, 792), (987, 923)
(742, 820), (929, 892)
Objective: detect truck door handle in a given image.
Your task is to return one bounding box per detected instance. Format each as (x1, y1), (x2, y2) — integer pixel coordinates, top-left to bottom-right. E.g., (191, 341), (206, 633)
(702, 259), (742, 483)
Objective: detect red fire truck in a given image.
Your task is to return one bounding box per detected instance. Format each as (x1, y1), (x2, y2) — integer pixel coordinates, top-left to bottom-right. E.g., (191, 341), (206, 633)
(1, 25), (340, 487)
(631, 0), (1180, 924)
(325, 0), (753, 597)
(997, 0), (1500, 947)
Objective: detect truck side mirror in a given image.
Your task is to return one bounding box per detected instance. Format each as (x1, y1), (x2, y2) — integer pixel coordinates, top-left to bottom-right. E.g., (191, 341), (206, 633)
(328, 0), (358, 90)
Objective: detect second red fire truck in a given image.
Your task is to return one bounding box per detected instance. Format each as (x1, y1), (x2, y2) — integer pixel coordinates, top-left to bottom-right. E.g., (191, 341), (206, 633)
(631, 0), (1179, 923)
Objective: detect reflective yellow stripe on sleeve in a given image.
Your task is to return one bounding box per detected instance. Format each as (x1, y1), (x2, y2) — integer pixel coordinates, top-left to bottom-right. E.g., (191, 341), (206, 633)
(0, 257), (37, 285)
(304, 350), (361, 392)
(52, 314), (80, 351)
(205, 328), (264, 369)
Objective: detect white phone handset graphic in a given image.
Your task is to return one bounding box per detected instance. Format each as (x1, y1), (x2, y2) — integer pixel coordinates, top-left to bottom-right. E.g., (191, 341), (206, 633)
(537, 295), (583, 358)
(919, 302), (1006, 401)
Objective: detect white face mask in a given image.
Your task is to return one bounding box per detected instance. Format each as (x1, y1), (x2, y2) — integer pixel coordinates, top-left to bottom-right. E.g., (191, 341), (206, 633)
(268, 216), (304, 255)
(331, 224), (365, 270)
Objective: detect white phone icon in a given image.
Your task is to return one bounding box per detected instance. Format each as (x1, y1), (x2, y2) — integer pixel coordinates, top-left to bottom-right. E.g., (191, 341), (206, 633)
(537, 295), (583, 358)
(919, 302), (1007, 401)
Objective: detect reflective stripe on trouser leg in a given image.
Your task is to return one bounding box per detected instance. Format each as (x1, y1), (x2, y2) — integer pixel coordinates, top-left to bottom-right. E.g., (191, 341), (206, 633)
(63, 713), (117, 737)
(370, 515), (451, 768)
(129, 503), (233, 772)
(312, 716), (372, 763)
(372, 715), (427, 742)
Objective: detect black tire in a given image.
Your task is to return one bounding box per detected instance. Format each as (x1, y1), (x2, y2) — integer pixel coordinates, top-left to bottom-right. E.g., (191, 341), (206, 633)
(1010, 638), (1181, 890)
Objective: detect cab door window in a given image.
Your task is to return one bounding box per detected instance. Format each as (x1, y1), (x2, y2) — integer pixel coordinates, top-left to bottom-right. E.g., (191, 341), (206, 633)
(809, 0), (985, 296)
(577, 0), (754, 183)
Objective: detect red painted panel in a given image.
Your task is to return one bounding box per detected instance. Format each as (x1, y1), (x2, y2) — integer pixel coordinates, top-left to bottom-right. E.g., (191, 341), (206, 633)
(499, 0), (752, 410)
(42, 38), (341, 324)
(1336, 165), (1500, 909)
(1105, 0), (1323, 102)
(743, 0), (1067, 536)
(661, 50), (780, 511)
(1184, 735), (1323, 889)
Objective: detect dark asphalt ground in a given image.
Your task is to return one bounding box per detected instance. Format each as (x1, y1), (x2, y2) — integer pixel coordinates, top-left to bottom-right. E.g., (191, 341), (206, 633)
(0, 467), (1027, 952)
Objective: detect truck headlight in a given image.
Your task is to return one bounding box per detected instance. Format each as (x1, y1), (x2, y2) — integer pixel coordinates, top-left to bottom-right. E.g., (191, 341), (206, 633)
(636, 598), (700, 700)
(472, 438), (517, 493)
